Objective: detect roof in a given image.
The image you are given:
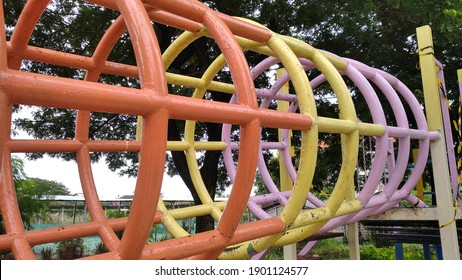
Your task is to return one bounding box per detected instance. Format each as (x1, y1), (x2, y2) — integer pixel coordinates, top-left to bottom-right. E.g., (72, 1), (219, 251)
(40, 194), (228, 202)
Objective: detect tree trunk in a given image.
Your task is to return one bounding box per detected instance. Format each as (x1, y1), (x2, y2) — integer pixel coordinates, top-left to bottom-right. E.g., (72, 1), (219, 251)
(168, 119), (221, 233)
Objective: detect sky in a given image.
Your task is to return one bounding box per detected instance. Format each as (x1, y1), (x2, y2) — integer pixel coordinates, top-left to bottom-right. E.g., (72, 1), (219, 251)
(18, 153), (192, 200)
(12, 108), (194, 200)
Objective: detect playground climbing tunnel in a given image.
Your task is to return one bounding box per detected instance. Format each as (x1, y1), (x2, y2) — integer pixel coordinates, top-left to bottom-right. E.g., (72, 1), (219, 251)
(0, 0), (457, 259)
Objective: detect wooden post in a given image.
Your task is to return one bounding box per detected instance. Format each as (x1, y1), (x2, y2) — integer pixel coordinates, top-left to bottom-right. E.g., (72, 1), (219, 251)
(416, 25), (460, 259)
(348, 222), (361, 259)
(457, 70), (462, 187)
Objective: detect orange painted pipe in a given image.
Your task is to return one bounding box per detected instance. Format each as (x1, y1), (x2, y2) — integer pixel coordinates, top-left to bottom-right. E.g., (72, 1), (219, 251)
(89, 0), (272, 42)
(203, 11), (258, 108)
(2, 70), (312, 130)
(117, 110), (169, 259)
(217, 120), (261, 238)
(115, 0), (167, 94)
(76, 147), (108, 222)
(147, 9), (202, 33)
(143, 0), (272, 42)
(82, 217), (286, 260)
(11, 238), (36, 260)
(0, 155), (34, 259)
(217, 12), (272, 43)
(0, 92), (11, 166)
(7, 43), (98, 71)
(7, 0), (51, 69)
(0, 156), (25, 235)
(0, 209), (167, 252)
(0, 0), (325, 260)
(0, 0), (7, 70)
(144, 0), (209, 24)
(6, 140), (84, 153)
(0, 216), (137, 250)
(72, 4), (126, 255)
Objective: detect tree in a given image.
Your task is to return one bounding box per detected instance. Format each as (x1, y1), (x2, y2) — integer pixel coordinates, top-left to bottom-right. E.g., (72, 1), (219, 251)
(29, 177), (72, 196)
(8, 0), (266, 233)
(244, 0), (462, 193)
(0, 157), (71, 235)
(6, 0), (461, 232)
(11, 156), (51, 231)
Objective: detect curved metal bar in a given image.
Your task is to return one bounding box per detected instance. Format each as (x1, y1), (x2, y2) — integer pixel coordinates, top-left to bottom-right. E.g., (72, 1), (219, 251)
(0, 0), (452, 260)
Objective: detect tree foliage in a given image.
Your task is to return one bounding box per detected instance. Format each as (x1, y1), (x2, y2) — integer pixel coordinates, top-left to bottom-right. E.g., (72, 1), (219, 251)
(11, 157), (51, 230)
(5, 0), (461, 231)
(0, 157), (71, 235)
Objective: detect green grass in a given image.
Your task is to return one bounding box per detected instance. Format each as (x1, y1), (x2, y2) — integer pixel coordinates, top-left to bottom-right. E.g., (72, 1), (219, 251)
(305, 239), (437, 260)
(309, 238), (350, 260)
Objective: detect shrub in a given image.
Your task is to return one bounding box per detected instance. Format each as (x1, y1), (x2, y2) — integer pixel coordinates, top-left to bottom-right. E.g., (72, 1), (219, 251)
(309, 239), (350, 260)
(263, 247), (283, 260)
(360, 243), (395, 260)
(106, 209), (129, 239)
(0, 251), (14, 260)
(37, 247), (54, 260)
(56, 238), (85, 260)
(93, 242), (108, 255)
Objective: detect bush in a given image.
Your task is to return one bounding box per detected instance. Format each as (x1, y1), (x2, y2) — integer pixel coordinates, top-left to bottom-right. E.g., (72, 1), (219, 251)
(37, 247), (54, 260)
(106, 209), (129, 239)
(360, 243), (395, 260)
(0, 251), (14, 260)
(56, 238), (85, 260)
(370, 235), (393, 248)
(263, 247), (283, 260)
(309, 239), (350, 260)
(93, 242), (108, 255)
(360, 243), (429, 260)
